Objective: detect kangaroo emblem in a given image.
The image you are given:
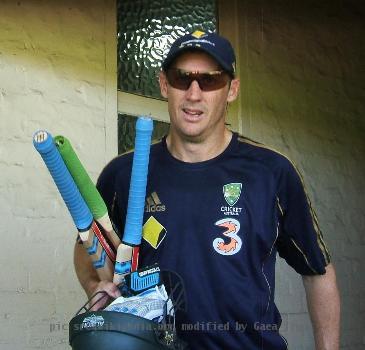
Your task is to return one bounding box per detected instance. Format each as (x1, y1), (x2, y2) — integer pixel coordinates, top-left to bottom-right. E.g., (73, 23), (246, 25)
(213, 218), (242, 256)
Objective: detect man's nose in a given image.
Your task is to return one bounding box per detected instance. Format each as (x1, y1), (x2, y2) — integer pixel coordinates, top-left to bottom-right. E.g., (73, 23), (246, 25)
(185, 80), (203, 100)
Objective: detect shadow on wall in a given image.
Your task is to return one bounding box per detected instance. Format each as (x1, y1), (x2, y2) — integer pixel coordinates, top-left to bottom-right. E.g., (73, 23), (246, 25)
(0, 0), (115, 145)
(237, 0), (365, 136)
(0, 1), (108, 81)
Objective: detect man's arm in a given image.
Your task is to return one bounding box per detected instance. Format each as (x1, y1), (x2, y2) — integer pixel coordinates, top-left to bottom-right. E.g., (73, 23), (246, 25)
(74, 242), (120, 310)
(302, 263), (340, 350)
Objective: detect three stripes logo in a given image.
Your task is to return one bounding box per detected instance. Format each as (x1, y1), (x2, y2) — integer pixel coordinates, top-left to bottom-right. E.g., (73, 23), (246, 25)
(145, 192), (166, 213)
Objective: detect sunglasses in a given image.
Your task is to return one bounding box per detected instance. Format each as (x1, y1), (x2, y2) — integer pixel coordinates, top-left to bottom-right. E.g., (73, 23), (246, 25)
(165, 68), (231, 91)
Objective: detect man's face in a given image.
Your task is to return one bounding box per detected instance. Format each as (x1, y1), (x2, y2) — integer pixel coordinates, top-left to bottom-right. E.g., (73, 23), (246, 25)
(159, 51), (239, 143)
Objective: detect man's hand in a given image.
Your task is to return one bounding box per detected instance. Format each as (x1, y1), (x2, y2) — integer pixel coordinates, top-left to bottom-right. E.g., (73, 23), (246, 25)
(74, 242), (121, 310)
(87, 280), (121, 311)
(302, 263), (340, 350)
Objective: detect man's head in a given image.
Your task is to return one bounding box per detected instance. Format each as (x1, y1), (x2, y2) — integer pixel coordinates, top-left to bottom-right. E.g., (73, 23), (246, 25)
(161, 31), (236, 78)
(159, 31), (240, 144)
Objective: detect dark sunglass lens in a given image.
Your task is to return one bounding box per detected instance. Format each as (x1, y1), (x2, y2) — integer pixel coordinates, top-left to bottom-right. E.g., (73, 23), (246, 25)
(198, 73), (229, 91)
(167, 69), (192, 90)
(199, 75), (219, 91)
(166, 69), (230, 91)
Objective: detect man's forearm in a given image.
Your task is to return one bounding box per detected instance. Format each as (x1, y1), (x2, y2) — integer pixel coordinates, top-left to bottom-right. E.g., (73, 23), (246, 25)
(73, 242), (100, 298)
(302, 263), (340, 350)
(74, 242), (121, 310)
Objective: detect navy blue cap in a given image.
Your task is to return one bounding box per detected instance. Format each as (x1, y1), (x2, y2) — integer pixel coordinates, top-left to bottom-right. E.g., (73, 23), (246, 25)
(162, 31), (236, 76)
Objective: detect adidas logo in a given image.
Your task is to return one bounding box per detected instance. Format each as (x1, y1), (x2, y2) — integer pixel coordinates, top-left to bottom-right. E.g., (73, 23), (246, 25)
(145, 192), (166, 213)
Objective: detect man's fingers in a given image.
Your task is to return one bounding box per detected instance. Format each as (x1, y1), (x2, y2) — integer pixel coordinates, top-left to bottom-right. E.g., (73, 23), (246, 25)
(88, 280), (121, 311)
(100, 281), (121, 299)
(89, 293), (109, 311)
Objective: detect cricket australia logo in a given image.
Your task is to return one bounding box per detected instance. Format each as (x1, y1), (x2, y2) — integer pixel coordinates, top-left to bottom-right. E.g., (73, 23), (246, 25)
(223, 183), (242, 206)
(221, 183), (243, 216)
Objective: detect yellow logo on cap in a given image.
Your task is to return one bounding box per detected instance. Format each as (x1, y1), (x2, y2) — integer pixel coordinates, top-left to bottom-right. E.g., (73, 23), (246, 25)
(192, 30), (206, 39)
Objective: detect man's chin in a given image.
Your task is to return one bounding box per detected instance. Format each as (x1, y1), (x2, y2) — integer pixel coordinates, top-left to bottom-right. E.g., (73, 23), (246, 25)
(176, 128), (206, 143)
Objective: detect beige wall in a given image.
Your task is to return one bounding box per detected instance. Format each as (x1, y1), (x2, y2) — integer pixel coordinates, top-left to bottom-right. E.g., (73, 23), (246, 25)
(0, 0), (364, 349)
(221, 1), (364, 349)
(0, 1), (116, 348)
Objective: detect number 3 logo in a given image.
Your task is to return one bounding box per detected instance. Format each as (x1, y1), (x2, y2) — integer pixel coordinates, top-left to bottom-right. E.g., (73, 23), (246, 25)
(213, 218), (242, 256)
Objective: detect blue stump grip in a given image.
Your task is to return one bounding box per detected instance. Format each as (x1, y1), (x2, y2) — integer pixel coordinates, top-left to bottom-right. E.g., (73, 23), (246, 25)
(122, 117), (153, 246)
(33, 130), (93, 231)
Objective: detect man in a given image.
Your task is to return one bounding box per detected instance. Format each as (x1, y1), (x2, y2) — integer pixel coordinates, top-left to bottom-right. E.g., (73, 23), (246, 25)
(74, 31), (340, 349)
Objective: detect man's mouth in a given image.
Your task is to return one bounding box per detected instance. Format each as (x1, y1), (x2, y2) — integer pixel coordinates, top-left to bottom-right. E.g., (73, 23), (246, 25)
(182, 108), (203, 118)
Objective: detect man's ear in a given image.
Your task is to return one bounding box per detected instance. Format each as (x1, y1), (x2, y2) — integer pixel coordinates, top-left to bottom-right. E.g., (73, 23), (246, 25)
(159, 71), (168, 98)
(227, 78), (240, 103)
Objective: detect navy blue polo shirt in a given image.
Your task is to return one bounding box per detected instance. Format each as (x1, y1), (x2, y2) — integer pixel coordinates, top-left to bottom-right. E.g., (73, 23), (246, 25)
(97, 132), (330, 350)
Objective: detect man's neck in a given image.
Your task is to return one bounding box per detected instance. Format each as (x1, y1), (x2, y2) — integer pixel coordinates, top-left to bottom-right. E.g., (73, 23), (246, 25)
(166, 129), (233, 163)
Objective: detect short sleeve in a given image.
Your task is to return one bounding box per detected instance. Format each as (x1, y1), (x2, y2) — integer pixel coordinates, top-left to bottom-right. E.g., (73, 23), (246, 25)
(276, 159), (331, 275)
